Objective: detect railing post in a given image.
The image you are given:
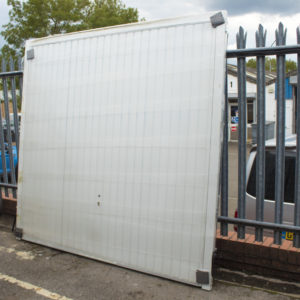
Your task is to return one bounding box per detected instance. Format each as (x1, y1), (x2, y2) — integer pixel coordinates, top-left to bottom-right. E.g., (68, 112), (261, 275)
(18, 58), (23, 104)
(274, 23), (287, 245)
(2, 58), (17, 199)
(294, 27), (300, 248)
(237, 27), (247, 239)
(255, 25), (266, 242)
(221, 65), (229, 236)
(0, 61), (10, 198)
(9, 58), (20, 153)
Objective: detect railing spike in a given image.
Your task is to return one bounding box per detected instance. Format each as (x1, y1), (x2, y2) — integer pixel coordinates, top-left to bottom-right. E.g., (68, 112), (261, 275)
(237, 26), (247, 49)
(256, 24), (266, 48)
(276, 23), (287, 46)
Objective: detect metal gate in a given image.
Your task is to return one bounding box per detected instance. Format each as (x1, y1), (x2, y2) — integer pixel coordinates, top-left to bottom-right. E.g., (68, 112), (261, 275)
(219, 23), (300, 248)
(0, 58), (23, 214)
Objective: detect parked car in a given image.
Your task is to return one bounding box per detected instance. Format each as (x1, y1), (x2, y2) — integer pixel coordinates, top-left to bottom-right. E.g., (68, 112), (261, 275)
(236, 135), (296, 241)
(0, 144), (18, 181)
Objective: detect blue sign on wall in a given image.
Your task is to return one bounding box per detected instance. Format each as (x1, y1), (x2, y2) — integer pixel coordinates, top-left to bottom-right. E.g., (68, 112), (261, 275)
(231, 116), (239, 124)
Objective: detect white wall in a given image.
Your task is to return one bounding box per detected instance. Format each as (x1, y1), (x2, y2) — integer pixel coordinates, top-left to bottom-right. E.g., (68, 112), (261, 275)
(228, 75), (294, 136)
(266, 83), (276, 122)
(227, 74), (256, 94)
(228, 74), (238, 93)
(286, 100), (293, 135)
(266, 83), (293, 136)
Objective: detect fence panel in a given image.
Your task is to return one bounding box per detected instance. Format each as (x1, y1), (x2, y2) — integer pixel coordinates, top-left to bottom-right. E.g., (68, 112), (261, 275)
(219, 23), (300, 248)
(0, 58), (23, 214)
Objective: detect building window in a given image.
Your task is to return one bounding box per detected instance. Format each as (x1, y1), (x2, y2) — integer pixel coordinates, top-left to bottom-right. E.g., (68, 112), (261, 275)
(231, 105), (238, 124)
(247, 102), (254, 124)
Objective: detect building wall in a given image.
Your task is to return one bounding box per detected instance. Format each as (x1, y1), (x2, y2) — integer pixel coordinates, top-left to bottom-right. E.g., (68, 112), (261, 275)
(266, 83), (293, 136)
(286, 100), (293, 135)
(228, 75), (294, 138)
(227, 74), (256, 94)
(227, 74), (257, 141)
(265, 83), (276, 122)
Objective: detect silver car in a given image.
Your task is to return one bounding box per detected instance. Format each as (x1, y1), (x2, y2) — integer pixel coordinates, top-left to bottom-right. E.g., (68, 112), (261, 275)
(244, 135), (295, 240)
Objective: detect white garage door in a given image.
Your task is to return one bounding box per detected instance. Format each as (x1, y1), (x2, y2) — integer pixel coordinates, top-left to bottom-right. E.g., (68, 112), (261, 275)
(17, 12), (227, 290)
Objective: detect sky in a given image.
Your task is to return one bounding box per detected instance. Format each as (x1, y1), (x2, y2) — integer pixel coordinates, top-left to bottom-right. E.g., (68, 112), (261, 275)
(123, 0), (300, 50)
(0, 0), (300, 51)
(0, 0), (10, 48)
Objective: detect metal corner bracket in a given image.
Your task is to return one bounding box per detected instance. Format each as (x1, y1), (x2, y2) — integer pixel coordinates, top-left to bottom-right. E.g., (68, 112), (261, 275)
(27, 49), (35, 60)
(15, 227), (23, 239)
(196, 270), (210, 285)
(210, 12), (225, 28)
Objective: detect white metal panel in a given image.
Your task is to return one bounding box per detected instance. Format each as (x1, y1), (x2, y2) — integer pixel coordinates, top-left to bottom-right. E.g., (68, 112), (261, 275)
(18, 13), (227, 290)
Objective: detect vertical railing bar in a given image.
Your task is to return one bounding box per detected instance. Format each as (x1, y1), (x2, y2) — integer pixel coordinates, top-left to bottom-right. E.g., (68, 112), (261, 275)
(0, 69), (9, 198)
(0, 181), (2, 214)
(221, 64), (229, 236)
(9, 58), (20, 154)
(255, 25), (266, 242)
(274, 23), (287, 245)
(294, 27), (300, 248)
(237, 27), (247, 239)
(2, 58), (17, 199)
(18, 58), (23, 103)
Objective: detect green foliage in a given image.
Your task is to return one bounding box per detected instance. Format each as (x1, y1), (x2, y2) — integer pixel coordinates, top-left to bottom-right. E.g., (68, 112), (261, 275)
(1, 0), (140, 56)
(245, 58), (256, 69)
(246, 57), (297, 73)
(0, 45), (17, 61)
(84, 0), (140, 28)
(286, 60), (297, 73)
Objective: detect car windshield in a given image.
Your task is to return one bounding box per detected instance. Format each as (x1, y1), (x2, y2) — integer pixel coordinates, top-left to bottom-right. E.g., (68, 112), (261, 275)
(247, 150), (295, 203)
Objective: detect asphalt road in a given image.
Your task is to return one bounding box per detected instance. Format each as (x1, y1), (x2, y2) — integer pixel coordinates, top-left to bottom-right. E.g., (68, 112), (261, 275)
(217, 142), (251, 232)
(0, 215), (292, 300)
(227, 141), (252, 216)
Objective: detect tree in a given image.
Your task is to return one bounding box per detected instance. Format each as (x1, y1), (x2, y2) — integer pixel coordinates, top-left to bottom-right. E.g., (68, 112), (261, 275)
(286, 60), (297, 73)
(1, 0), (140, 57)
(245, 58), (256, 69)
(246, 57), (297, 73)
(84, 0), (140, 28)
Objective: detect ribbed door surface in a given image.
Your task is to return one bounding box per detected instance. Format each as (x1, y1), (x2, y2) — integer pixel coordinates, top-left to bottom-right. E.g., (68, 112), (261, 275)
(18, 13), (227, 290)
